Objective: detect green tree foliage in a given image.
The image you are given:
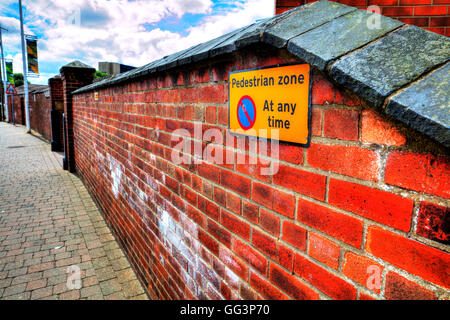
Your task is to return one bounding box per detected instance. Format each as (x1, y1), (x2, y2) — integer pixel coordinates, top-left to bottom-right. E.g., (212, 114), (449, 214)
(94, 70), (108, 79)
(11, 73), (30, 87)
(13, 73), (23, 86)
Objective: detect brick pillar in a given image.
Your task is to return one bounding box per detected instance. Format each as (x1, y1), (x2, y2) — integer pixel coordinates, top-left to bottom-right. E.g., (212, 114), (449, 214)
(49, 76), (64, 151)
(60, 62), (95, 172)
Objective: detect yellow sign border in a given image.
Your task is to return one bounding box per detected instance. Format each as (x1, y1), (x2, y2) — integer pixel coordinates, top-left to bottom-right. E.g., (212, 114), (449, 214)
(228, 63), (312, 147)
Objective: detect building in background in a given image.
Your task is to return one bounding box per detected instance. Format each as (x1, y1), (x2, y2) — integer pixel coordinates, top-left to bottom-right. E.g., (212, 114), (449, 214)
(98, 62), (136, 76)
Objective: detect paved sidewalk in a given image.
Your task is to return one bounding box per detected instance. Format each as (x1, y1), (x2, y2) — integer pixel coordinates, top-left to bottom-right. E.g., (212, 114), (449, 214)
(0, 123), (148, 300)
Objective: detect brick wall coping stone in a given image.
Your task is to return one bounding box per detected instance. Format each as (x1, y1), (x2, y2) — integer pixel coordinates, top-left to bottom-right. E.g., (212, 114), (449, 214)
(72, 0), (450, 148)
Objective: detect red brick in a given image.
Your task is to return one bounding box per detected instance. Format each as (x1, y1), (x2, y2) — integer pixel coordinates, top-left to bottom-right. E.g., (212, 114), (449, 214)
(226, 192), (241, 215)
(218, 105), (228, 125)
(328, 179), (414, 232)
(433, 0), (450, 4)
(252, 182), (295, 218)
(252, 229), (278, 259)
(323, 109), (359, 141)
(250, 270), (289, 300)
(416, 201), (449, 245)
(307, 143), (380, 181)
(397, 17), (430, 27)
(307, 232), (340, 270)
(219, 247), (248, 280)
(220, 170), (251, 197)
(205, 106), (216, 124)
(276, 0), (303, 6)
(311, 107), (322, 136)
(273, 165), (326, 201)
(399, 0), (431, 4)
(278, 143), (304, 164)
(207, 219), (231, 248)
(361, 110), (406, 146)
(339, 0), (367, 4)
(221, 210), (251, 241)
(382, 7), (414, 16)
(198, 84), (226, 103)
(281, 221), (307, 252)
(259, 208), (280, 237)
(385, 272), (436, 300)
(297, 198), (364, 248)
(233, 238), (268, 275)
(269, 263), (319, 300)
(186, 205), (206, 228)
(342, 252), (383, 293)
(278, 244), (294, 272)
(430, 17), (450, 27)
(370, 0), (399, 4)
(385, 151), (450, 199)
(294, 253), (357, 300)
(415, 6), (447, 15)
(275, 7), (292, 15)
(239, 282), (259, 300)
(242, 200), (259, 223)
(311, 74), (335, 105)
(214, 187), (226, 206)
(366, 226), (450, 289)
(235, 152), (271, 183)
(334, 88), (360, 106)
(198, 196), (220, 221)
(198, 229), (219, 256)
(359, 292), (376, 300)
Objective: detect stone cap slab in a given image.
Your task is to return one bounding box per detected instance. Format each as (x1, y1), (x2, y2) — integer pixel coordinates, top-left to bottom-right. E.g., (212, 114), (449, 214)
(287, 9), (403, 71)
(73, 0), (450, 148)
(330, 25), (450, 108)
(385, 62), (450, 148)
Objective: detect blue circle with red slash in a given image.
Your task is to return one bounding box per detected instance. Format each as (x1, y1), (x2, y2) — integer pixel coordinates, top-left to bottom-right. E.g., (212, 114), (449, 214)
(237, 95), (256, 130)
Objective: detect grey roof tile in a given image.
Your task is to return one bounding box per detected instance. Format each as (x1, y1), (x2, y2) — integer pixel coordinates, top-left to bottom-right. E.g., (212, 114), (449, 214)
(264, 0), (356, 49)
(385, 62), (450, 148)
(329, 25), (450, 107)
(287, 9), (403, 70)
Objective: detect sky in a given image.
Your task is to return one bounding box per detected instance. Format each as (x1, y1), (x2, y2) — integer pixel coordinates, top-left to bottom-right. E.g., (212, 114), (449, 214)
(0, 0), (275, 85)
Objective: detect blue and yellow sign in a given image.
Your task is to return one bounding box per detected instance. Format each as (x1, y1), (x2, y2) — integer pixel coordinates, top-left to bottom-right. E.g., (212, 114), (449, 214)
(229, 63), (311, 145)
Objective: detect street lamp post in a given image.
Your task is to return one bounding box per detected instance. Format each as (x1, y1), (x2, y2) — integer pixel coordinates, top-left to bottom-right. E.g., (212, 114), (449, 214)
(18, 0), (30, 132)
(0, 26), (9, 122)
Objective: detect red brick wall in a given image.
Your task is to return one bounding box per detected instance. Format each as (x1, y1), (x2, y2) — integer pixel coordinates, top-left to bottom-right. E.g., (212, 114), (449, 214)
(72, 47), (449, 300)
(275, 0), (450, 36)
(7, 93), (25, 126)
(29, 92), (52, 141)
(7, 91), (52, 141)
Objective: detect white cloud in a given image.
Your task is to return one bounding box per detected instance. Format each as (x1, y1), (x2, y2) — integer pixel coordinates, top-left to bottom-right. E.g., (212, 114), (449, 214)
(1, 0), (275, 84)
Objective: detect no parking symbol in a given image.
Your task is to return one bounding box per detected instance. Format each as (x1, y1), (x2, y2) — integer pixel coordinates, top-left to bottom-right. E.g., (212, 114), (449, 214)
(237, 95), (256, 130)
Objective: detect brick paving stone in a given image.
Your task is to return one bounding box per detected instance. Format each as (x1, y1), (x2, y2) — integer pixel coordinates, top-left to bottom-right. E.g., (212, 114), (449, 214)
(31, 286), (53, 299)
(59, 290), (81, 300)
(121, 279), (145, 298)
(81, 285), (102, 298)
(104, 292), (126, 300)
(99, 278), (122, 296)
(0, 123), (147, 300)
(26, 279), (47, 291)
(3, 283), (26, 297)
